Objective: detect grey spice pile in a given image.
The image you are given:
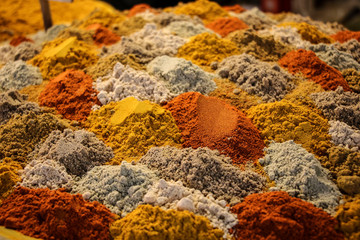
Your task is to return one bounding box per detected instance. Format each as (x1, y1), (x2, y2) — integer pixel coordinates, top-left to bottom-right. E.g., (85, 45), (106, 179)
(215, 53), (295, 102)
(139, 146), (267, 205)
(259, 140), (342, 214)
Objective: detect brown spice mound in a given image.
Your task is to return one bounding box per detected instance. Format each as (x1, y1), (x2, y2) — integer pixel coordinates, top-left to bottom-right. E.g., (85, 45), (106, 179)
(39, 70), (100, 122)
(9, 36), (33, 47)
(164, 92), (265, 164)
(85, 53), (145, 80)
(331, 30), (360, 43)
(87, 24), (121, 47)
(205, 17), (248, 38)
(231, 191), (344, 240)
(279, 49), (351, 91)
(0, 187), (116, 240)
(342, 68), (360, 93)
(209, 78), (263, 111)
(227, 29), (294, 62)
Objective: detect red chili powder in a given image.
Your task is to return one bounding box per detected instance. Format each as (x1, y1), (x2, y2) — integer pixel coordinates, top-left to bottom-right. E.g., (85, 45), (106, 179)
(127, 3), (155, 17)
(86, 24), (121, 47)
(231, 191), (344, 240)
(205, 17), (248, 38)
(331, 30), (360, 43)
(0, 187), (116, 240)
(279, 49), (351, 91)
(9, 36), (34, 47)
(164, 92), (265, 164)
(39, 70), (101, 122)
(223, 4), (246, 13)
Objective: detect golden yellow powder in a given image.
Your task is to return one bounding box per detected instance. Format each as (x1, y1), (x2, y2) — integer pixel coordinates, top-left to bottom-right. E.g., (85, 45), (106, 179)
(74, 8), (126, 29)
(209, 78), (263, 111)
(246, 100), (332, 157)
(28, 37), (98, 80)
(177, 32), (240, 67)
(278, 22), (334, 44)
(336, 194), (360, 240)
(284, 79), (324, 112)
(0, 0), (115, 41)
(0, 159), (22, 205)
(110, 205), (224, 240)
(0, 226), (41, 240)
(173, 0), (229, 24)
(111, 16), (148, 36)
(85, 97), (182, 164)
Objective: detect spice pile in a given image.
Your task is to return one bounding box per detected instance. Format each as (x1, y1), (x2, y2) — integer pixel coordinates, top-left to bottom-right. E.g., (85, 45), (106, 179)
(1, 0), (360, 239)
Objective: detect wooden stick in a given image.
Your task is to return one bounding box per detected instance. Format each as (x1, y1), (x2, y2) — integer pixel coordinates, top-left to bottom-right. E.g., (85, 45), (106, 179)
(39, 0), (53, 31)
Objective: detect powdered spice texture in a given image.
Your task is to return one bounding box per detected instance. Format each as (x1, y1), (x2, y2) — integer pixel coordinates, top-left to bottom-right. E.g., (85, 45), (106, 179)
(177, 32), (240, 66)
(205, 17), (248, 37)
(86, 97), (182, 164)
(231, 191), (344, 240)
(259, 141), (342, 214)
(0, 187), (116, 240)
(226, 29), (294, 62)
(139, 146), (267, 204)
(0, 112), (69, 166)
(29, 37), (98, 80)
(310, 87), (360, 130)
(216, 54), (295, 102)
(173, 0), (229, 24)
(28, 129), (113, 177)
(247, 100), (332, 157)
(342, 69), (360, 93)
(279, 49), (351, 91)
(331, 30), (360, 43)
(0, 90), (42, 125)
(39, 70), (101, 122)
(165, 92), (265, 164)
(110, 205), (223, 240)
(72, 162), (157, 216)
(0, 60), (42, 91)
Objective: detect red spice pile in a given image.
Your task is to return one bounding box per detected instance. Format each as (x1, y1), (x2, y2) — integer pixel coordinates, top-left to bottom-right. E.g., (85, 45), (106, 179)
(9, 35), (33, 46)
(223, 4), (246, 13)
(231, 191), (344, 240)
(279, 49), (351, 91)
(87, 24), (121, 46)
(331, 30), (360, 43)
(205, 17), (248, 38)
(165, 92), (265, 164)
(39, 70), (101, 122)
(0, 187), (116, 240)
(127, 3), (156, 17)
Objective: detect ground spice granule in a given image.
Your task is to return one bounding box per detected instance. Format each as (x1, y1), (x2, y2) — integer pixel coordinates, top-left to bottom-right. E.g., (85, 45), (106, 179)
(39, 70), (101, 122)
(0, 112), (70, 166)
(0, 159), (22, 205)
(279, 49), (351, 91)
(28, 37), (98, 80)
(165, 92), (265, 164)
(331, 30), (360, 43)
(342, 69), (360, 93)
(9, 36), (33, 47)
(177, 32), (240, 67)
(0, 187), (117, 240)
(231, 191), (344, 240)
(86, 24), (121, 47)
(205, 17), (248, 38)
(173, 0), (229, 24)
(278, 22), (334, 44)
(209, 78), (263, 111)
(223, 4), (246, 13)
(246, 100), (332, 158)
